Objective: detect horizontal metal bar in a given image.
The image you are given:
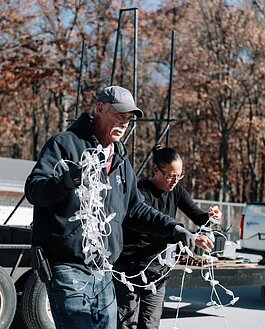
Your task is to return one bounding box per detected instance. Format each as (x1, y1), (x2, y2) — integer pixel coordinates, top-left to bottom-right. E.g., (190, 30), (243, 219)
(132, 118), (177, 122)
(0, 244), (31, 249)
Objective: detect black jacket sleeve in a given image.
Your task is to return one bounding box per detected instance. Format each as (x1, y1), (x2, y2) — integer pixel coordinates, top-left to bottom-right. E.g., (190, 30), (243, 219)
(177, 184), (208, 226)
(24, 135), (74, 207)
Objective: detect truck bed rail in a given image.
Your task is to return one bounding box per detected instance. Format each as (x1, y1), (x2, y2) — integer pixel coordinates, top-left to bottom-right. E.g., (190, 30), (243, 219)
(168, 264), (265, 288)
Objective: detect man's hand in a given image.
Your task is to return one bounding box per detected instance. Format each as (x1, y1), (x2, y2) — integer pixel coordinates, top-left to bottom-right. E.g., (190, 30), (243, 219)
(63, 162), (82, 189)
(195, 234), (214, 252)
(173, 225), (195, 252)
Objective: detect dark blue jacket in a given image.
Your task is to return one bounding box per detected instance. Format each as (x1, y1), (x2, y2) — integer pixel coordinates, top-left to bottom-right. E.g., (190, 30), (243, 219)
(25, 113), (177, 267)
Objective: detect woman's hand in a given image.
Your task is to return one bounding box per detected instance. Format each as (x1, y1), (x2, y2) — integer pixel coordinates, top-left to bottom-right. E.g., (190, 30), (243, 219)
(208, 205), (222, 220)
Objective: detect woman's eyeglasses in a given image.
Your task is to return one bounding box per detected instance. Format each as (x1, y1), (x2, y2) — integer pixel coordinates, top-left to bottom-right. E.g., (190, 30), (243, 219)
(157, 166), (185, 181)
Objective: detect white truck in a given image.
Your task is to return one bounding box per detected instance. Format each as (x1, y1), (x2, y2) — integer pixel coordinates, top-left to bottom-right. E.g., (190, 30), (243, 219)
(239, 203), (265, 263)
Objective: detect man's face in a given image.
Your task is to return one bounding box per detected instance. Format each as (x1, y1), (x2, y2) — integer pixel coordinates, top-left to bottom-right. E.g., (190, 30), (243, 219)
(95, 103), (134, 147)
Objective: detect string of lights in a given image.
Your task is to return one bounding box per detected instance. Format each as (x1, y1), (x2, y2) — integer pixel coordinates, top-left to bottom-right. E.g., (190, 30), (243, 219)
(53, 145), (239, 329)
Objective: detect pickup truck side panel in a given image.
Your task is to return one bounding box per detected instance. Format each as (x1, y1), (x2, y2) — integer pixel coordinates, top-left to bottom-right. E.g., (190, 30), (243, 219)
(240, 203), (265, 252)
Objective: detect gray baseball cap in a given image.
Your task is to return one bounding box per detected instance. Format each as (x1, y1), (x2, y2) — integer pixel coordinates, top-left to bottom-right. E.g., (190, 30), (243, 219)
(97, 86), (143, 118)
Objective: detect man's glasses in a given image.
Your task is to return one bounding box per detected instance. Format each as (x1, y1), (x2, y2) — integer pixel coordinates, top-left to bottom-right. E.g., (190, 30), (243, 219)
(157, 165), (185, 181)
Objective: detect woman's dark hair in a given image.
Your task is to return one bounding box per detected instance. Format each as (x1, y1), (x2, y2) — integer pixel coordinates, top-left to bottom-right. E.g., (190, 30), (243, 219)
(152, 145), (182, 167)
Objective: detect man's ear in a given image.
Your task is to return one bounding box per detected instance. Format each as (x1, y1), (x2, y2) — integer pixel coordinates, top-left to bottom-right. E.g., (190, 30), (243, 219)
(95, 102), (104, 115)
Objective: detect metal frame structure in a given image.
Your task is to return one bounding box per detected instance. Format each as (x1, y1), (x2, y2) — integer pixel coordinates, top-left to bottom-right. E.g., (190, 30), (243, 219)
(111, 8), (177, 173)
(3, 8), (176, 224)
(111, 7), (139, 168)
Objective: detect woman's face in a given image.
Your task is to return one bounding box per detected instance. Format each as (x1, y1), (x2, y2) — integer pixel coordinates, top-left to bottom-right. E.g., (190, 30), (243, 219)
(153, 160), (184, 191)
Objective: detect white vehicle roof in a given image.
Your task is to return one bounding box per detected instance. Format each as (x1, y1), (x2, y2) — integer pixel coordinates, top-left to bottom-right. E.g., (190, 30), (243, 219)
(0, 157), (35, 193)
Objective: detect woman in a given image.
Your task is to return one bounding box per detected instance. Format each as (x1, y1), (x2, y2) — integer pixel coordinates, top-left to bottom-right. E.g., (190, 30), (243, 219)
(114, 146), (221, 329)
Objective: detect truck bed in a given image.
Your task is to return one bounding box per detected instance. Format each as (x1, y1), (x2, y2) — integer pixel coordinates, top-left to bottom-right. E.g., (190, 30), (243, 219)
(168, 261), (265, 288)
(0, 225), (31, 281)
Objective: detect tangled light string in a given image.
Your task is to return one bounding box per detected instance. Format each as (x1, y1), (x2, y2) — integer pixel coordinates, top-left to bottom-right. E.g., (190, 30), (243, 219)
(197, 225), (240, 309)
(169, 216), (240, 329)
(54, 145), (115, 278)
(53, 146), (239, 319)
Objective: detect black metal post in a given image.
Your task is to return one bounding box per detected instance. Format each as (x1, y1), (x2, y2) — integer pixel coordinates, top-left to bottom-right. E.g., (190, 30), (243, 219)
(3, 194), (26, 225)
(136, 124), (170, 177)
(110, 8), (138, 168)
(75, 38), (85, 120)
(166, 31), (175, 146)
(111, 7), (138, 87)
(111, 12), (122, 85)
(131, 8), (138, 169)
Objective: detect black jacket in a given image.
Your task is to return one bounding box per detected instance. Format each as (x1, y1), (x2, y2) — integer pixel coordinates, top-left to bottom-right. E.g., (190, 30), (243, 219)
(25, 113), (178, 268)
(115, 179), (209, 276)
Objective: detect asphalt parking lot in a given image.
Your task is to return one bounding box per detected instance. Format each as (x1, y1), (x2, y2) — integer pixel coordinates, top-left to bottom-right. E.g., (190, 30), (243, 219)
(11, 285), (265, 329)
(160, 285), (265, 329)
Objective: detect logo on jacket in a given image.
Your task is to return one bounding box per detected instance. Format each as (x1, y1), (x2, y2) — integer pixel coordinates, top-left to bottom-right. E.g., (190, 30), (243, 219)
(116, 175), (122, 185)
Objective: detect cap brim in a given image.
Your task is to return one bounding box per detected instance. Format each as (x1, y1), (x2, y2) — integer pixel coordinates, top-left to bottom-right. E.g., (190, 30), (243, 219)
(112, 103), (143, 118)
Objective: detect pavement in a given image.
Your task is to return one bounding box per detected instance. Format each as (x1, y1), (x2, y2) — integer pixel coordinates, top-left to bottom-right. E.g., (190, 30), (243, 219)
(11, 284), (265, 329)
(159, 285), (265, 329)
(159, 248), (265, 329)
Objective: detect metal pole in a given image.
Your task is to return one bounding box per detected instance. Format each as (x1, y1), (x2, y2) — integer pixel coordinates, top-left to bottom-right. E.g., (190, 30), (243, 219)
(75, 38), (85, 120)
(111, 11), (122, 85)
(136, 124), (170, 177)
(166, 31), (175, 146)
(131, 8), (138, 169)
(3, 194), (26, 225)
(124, 118), (176, 145)
(111, 7), (138, 86)
(110, 8), (138, 167)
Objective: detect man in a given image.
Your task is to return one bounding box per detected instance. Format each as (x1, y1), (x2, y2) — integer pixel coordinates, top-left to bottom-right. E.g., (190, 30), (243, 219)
(25, 86), (212, 329)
